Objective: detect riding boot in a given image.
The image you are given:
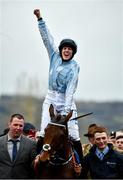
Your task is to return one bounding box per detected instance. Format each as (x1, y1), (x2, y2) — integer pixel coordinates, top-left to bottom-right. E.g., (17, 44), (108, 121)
(36, 136), (44, 154)
(72, 140), (83, 165)
(72, 140), (83, 178)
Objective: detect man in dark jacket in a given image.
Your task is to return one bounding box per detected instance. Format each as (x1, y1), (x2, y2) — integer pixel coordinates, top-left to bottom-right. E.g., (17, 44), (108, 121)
(0, 114), (37, 179)
(81, 126), (123, 179)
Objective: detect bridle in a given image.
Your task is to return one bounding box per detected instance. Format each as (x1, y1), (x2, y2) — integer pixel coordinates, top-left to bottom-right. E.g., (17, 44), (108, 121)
(41, 112), (93, 166)
(49, 122), (66, 128)
(42, 122), (66, 152)
(42, 122), (73, 166)
(49, 153), (73, 166)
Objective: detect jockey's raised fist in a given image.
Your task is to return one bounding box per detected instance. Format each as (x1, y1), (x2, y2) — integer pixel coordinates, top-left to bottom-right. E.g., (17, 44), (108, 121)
(34, 9), (41, 19)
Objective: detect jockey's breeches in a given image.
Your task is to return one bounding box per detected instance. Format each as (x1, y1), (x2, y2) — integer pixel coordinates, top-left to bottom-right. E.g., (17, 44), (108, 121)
(39, 90), (80, 141)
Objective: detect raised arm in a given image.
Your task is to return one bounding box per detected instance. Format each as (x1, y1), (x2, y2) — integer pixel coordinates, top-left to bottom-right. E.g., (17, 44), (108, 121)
(33, 9), (58, 60)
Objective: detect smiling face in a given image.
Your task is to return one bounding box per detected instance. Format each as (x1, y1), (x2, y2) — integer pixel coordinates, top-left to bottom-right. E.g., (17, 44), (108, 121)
(94, 132), (108, 150)
(61, 46), (73, 60)
(8, 117), (24, 139)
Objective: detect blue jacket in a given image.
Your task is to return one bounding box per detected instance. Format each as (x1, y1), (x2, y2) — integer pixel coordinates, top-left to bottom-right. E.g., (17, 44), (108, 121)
(38, 19), (80, 114)
(81, 144), (123, 179)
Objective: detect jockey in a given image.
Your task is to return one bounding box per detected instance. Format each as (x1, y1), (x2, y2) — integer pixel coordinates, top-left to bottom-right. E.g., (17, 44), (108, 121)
(34, 9), (83, 169)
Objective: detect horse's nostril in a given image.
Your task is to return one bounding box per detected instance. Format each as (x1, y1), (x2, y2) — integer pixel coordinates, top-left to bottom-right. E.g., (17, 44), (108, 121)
(43, 144), (51, 151)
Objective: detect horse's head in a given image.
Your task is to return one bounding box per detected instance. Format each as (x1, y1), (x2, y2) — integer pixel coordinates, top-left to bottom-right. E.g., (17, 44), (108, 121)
(39, 104), (73, 162)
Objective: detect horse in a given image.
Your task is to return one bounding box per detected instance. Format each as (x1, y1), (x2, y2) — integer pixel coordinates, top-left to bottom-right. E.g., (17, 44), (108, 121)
(33, 104), (80, 179)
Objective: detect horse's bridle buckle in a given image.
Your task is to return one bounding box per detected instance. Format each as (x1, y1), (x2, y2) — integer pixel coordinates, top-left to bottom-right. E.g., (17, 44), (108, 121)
(43, 144), (51, 151)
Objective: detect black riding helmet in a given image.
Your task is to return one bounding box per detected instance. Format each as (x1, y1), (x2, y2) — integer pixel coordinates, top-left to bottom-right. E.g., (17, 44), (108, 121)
(59, 39), (77, 60)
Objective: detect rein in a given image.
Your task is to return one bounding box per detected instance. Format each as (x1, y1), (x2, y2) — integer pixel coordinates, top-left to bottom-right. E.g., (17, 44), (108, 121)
(49, 154), (73, 166)
(48, 139), (74, 166)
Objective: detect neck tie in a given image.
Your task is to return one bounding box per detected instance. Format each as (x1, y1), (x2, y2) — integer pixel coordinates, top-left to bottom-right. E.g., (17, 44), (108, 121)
(99, 152), (104, 160)
(11, 140), (18, 161)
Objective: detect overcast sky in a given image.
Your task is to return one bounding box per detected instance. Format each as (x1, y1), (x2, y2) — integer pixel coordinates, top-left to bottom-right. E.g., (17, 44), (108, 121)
(0, 0), (123, 101)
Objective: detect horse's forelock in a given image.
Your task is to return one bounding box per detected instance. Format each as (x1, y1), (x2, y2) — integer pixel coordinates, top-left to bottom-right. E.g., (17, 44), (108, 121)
(59, 115), (67, 125)
(57, 114), (62, 121)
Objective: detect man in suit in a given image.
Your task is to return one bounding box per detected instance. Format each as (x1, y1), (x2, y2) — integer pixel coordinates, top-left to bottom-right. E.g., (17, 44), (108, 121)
(81, 126), (123, 179)
(0, 113), (37, 179)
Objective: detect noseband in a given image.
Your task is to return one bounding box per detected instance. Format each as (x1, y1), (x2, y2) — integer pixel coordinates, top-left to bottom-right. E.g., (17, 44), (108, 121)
(42, 122), (72, 166)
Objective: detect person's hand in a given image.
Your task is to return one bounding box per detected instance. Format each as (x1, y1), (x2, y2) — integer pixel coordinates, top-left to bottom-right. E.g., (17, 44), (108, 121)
(34, 9), (41, 19)
(26, 134), (35, 140)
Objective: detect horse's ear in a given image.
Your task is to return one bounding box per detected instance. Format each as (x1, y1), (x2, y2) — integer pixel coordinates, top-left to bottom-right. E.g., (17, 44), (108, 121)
(49, 104), (55, 119)
(64, 110), (73, 123)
